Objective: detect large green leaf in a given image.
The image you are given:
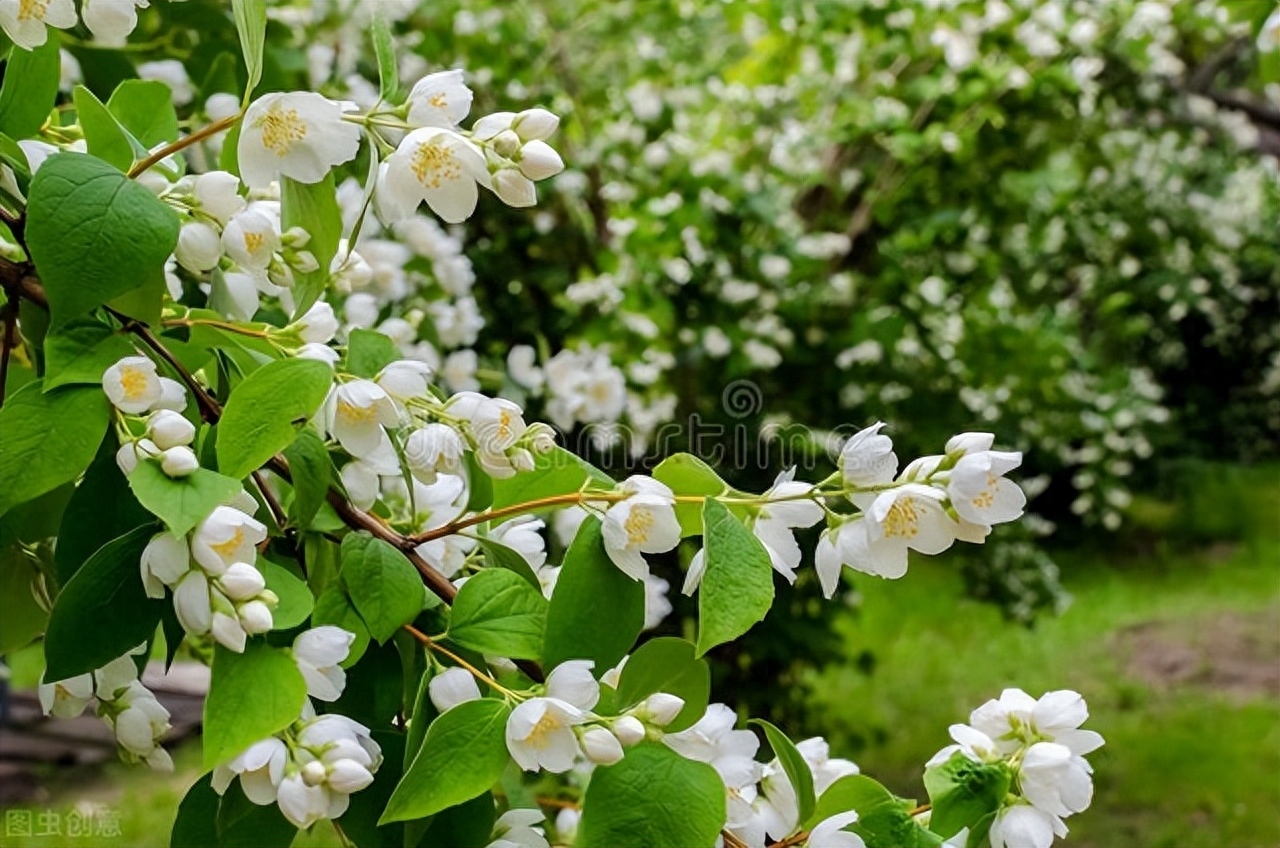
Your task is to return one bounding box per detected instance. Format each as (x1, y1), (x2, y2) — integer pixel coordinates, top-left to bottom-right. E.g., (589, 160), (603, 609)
(0, 381), (110, 519)
(263, 560), (314, 630)
(106, 79), (181, 147)
(55, 434), (152, 583)
(203, 640), (308, 769)
(0, 547), (50, 654)
(578, 742), (726, 848)
(282, 428), (331, 528)
(653, 453), (729, 537)
(345, 328), (399, 378)
(0, 37), (60, 139)
(379, 699), (512, 824)
(281, 174), (343, 319)
(923, 752), (1011, 839)
(43, 525), (164, 680)
(128, 460), (245, 537)
(216, 358), (333, 480)
(231, 0), (267, 101)
(615, 637), (709, 732)
(340, 533), (425, 644)
(43, 319), (140, 391)
(490, 447), (613, 509)
(369, 14), (400, 103)
(542, 516), (645, 672)
(751, 719), (817, 827)
(695, 498), (774, 656)
(25, 153), (180, 327)
(73, 85), (135, 171)
(448, 568), (548, 660)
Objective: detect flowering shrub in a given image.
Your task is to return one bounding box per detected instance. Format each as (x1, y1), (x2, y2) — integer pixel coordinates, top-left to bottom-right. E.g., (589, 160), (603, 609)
(4, 2), (1273, 847)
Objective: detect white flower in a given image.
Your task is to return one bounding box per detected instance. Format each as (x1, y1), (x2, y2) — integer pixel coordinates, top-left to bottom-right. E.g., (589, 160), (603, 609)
(276, 773), (329, 829)
(191, 506), (267, 575)
(0, 0), (76, 50)
(756, 760), (801, 841)
(103, 356), (162, 414)
(1259, 8), (1280, 52)
(160, 445), (200, 477)
(517, 141), (564, 182)
(807, 812), (866, 848)
(325, 380), (399, 460)
(948, 450), (1026, 527)
(175, 221), (223, 273)
(377, 359), (434, 400)
(404, 423), (466, 484)
(293, 626), (355, 701)
(493, 169), (537, 207)
(840, 423), (898, 490)
(490, 808), (550, 848)
(211, 270), (262, 322)
(507, 345), (544, 391)
(664, 703), (762, 786)
(113, 687), (171, 758)
(491, 516), (547, 569)
(39, 673), (94, 719)
(221, 207), (280, 271)
(296, 301), (340, 344)
(212, 737), (288, 803)
(81, 0), (146, 48)
(239, 92), (361, 189)
(796, 737), (859, 794)
(611, 715), (645, 746)
(147, 409), (196, 450)
(298, 342), (341, 366)
(926, 724), (1003, 767)
(140, 531), (191, 598)
(643, 573), (672, 630)
(137, 59), (192, 106)
(340, 460), (381, 511)
(428, 667), (482, 712)
(238, 600), (274, 635)
(406, 69), (473, 128)
(989, 804), (1065, 848)
(968, 689), (1104, 758)
(193, 171), (245, 224)
(212, 609), (248, 653)
(173, 569), (213, 634)
(94, 650), (143, 699)
(1019, 742), (1094, 818)
(601, 476), (681, 581)
(379, 128), (489, 224)
(506, 661), (598, 773)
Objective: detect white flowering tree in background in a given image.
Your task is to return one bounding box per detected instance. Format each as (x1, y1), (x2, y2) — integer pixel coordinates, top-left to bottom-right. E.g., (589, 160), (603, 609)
(0, 2), (1275, 848)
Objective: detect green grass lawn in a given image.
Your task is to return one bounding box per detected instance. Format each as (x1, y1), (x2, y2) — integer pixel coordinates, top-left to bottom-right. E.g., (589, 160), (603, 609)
(809, 489), (1280, 848)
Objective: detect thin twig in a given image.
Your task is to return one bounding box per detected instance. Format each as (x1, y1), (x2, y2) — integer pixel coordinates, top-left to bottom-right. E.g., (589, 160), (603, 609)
(0, 299), (18, 409)
(127, 112), (243, 179)
(252, 469), (289, 529)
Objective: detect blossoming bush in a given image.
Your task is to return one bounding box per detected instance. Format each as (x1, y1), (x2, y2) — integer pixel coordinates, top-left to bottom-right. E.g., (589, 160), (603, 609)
(2, 2), (1272, 847)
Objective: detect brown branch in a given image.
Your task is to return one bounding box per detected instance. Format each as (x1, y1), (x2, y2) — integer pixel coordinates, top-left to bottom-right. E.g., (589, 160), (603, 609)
(127, 112), (243, 178)
(252, 469), (289, 529)
(0, 298), (18, 409)
(0, 259), (48, 309)
(0, 207), (26, 253)
(408, 491), (618, 545)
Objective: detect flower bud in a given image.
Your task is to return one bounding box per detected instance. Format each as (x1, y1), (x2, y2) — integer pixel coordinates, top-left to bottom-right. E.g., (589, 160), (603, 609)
(611, 715), (646, 746)
(378, 359), (434, 400)
(114, 706), (156, 756)
(116, 442), (141, 475)
(193, 171), (245, 224)
(160, 446), (200, 478)
(492, 129), (521, 158)
(219, 562), (267, 601)
(428, 667), (482, 713)
(510, 448), (536, 473)
(173, 570), (213, 635)
(525, 422), (557, 454)
(945, 432), (995, 456)
(471, 111), (516, 140)
(147, 409), (196, 450)
(326, 759), (375, 794)
(295, 301), (339, 344)
(156, 378), (188, 412)
(175, 221), (223, 273)
(518, 140), (564, 181)
(297, 343), (340, 366)
(212, 611), (248, 653)
(141, 532), (191, 591)
(580, 726), (624, 765)
(344, 292), (380, 329)
(493, 169), (536, 208)
(238, 600), (274, 635)
(341, 460), (380, 511)
(640, 693), (685, 727)
(513, 108), (560, 141)
(301, 760), (329, 787)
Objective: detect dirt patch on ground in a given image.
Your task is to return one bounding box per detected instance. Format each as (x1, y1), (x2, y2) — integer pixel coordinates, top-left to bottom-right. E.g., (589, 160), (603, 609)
(1117, 606), (1280, 701)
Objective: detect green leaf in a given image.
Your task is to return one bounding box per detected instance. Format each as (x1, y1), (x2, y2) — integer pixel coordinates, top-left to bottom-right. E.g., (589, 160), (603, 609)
(543, 516), (645, 672)
(0, 37), (60, 140)
(216, 358), (333, 480)
(615, 637), (709, 732)
(465, 451), (493, 512)
(380, 698), (512, 824)
(263, 560), (314, 629)
(751, 719), (817, 827)
(128, 460), (245, 537)
(490, 447), (613, 509)
(281, 174), (343, 319)
(214, 777), (298, 848)
(370, 15), (399, 103)
(43, 319), (139, 391)
(696, 498), (774, 656)
(0, 547), (50, 654)
(807, 773), (941, 848)
(43, 525), (164, 680)
(340, 533), (425, 644)
(0, 381), (110, 519)
(345, 328), (399, 378)
(74, 85), (135, 172)
(809, 775), (898, 829)
(231, 0), (267, 102)
(578, 742), (726, 848)
(924, 753), (1011, 839)
(55, 434), (152, 583)
(474, 536), (541, 590)
(282, 428), (331, 528)
(171, 773), (221, 848)
(653, 453), (729, 536)
(312, 586), (371, 666)
(107, 79), (181, 147)
(203, 640), (308, 769)
(419, 792), (496, 848)
(448, 568), (547, 660)
(25, 153), (180, 327)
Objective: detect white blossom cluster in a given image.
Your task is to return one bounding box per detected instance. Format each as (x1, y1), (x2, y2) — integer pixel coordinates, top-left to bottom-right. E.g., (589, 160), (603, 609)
(927, 689), (1104, 848)
(39, 646), (173, 771)
(213, 626), (384, 829)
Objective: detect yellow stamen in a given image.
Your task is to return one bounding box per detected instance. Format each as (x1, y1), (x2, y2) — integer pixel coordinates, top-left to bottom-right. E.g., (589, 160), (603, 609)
(882, 497), (920, 539)
(623, 507), (655, 545)
(120, 366), (151, 401)
(209, 528), (245, 560)
(428, 93), (448, 109)
(255, 106), (308, 157)
(243, 231), (266, 253)
(410, 140), (461, 190)
(337, 400), (377, 424)
(526, 711), (561, 747)
(18, 0), (50, 21)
